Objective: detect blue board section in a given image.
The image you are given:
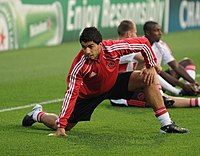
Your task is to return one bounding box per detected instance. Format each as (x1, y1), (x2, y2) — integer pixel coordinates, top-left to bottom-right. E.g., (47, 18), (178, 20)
(168, 0), (200, 32)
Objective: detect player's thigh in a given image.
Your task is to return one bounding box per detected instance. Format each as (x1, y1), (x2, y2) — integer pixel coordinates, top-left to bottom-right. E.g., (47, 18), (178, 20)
(128, 71), (145, 91)
(68, 95), (105, 123)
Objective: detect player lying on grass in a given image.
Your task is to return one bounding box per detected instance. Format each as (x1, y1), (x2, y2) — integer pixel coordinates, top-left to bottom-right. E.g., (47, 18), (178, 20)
(22, 27), (188, 137)
(111, 20), (200, 108)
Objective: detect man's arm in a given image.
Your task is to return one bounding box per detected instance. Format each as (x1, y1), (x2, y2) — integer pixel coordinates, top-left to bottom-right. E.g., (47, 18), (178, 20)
(159, 70), (185, 87)
(159, 70), (196, 93)
(168, 60), (196, 84)
(111, 37), (157, 68)
(56, 55), (86, 129)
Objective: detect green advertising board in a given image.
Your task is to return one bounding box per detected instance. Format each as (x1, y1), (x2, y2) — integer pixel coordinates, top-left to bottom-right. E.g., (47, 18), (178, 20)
(0, 0), (64, 51)
(0, 0), (166, 51)
(63, 0), (166, 42)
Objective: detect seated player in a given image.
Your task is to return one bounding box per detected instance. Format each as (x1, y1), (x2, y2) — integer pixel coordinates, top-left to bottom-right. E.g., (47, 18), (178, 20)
(144, 21), (200, 96)
(111, 20), (200, 108)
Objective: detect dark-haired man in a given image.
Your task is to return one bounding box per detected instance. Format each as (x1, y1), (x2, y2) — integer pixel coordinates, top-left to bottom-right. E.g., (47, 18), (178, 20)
(22, 27), (188, 136)
(143, 21), (200, 96)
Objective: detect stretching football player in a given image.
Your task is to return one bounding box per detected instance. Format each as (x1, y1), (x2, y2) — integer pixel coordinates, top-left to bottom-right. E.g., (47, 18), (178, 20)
(22, 26), (188, 136)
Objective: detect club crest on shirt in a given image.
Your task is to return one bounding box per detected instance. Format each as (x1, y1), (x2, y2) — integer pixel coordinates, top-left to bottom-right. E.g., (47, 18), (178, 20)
(107, 60), (115, 68)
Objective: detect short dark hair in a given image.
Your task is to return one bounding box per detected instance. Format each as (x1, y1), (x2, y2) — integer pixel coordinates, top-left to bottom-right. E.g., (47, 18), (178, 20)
(143, 21), (158, 34)
(117, 20), (134, 36)
(79, 27), (102, 44)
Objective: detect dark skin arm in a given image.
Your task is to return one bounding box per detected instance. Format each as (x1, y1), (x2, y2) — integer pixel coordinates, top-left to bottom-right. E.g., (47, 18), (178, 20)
(159, 70), (196, 93)
(168, 60), (196, 84)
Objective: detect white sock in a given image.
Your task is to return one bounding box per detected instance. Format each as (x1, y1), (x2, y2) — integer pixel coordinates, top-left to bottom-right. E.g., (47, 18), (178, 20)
(110, 99), (128, 106)
(190, 97), (200, 107)
(185, 65), (196, 84)
(32, 110), (42, 122)
(157, 112), (172, 127)
(155, 107), (172, 127)
(158, 75), (181, 95)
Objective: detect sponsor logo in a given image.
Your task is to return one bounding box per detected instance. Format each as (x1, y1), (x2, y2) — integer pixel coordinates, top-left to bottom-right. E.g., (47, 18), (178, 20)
(0, 9), (13, 51)
(137, 92), (145, 101)
(29, 18), (52, 37)
(89, 71), (97, 78)
(66, 0), (165, 31)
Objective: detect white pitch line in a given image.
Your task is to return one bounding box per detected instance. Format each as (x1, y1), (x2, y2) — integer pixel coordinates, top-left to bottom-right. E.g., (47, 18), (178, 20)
(0, 98), (63, 113)
(0, 74), (200, 113)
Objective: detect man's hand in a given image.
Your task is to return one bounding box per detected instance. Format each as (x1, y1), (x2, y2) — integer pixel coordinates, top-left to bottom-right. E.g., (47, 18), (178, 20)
(140, 67), (156, 86)
(154, 65), (162, 74)
(182, 83), (198, 96)
(194, 83), (200, 94)
(191, 83), (200, 94)
(48, 128), (67, 138)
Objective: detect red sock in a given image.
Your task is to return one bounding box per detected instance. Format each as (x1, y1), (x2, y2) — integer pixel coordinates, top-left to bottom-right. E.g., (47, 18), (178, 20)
(37, 112), (45, 122)
(154, 107), (171, 127)
(154, 107), (168, 117)
(127, 99), (146, 107)
(190, 98), (200, 107)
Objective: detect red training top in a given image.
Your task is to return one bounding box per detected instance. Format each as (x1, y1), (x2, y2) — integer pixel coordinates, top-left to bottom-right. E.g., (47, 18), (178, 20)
(57, 37), (157, 128)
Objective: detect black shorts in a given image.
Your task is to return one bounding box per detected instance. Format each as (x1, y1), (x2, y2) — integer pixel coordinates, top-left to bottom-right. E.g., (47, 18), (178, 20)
(68, 72), (134, 123)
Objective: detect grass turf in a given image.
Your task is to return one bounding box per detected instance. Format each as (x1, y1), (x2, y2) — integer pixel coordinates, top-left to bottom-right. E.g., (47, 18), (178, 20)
(0, 30), (200, 155)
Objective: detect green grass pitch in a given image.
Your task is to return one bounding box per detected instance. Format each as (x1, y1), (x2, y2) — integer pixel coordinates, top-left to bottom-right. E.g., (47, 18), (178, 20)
(0, 30), (200, 155)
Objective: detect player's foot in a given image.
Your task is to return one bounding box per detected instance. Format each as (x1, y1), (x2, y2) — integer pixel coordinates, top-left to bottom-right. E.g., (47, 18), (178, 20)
(162, 96), (175, 107)
(110, 100), (127, 107)
(22, 104), (43, 127)
(160, 122), (189, 134)
(179, 90), (193, 96)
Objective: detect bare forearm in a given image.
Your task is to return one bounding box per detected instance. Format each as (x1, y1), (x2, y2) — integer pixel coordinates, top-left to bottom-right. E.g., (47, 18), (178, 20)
(174, 65), (195, 84)
(159, 71), (185, 88)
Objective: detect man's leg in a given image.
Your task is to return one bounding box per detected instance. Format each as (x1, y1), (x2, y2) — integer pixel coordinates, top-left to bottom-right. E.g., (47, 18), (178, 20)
(178, 58), (199, 94)
(110, 77), (174, 108)
(128, 69), (188, 133)
(179, 58), (196, 82)
(22, 104), (76, 131)
(167, 95), (200, 108)
(22, 104), (58, 129)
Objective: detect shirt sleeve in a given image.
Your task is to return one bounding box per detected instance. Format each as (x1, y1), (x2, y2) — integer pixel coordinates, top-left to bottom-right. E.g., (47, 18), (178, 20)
(119, 53), (138, 64)
(161, 41), (175, 64)
(57, 55), (86, 128)
(138, 37), (157, 68)
(103, 37), (157, 68)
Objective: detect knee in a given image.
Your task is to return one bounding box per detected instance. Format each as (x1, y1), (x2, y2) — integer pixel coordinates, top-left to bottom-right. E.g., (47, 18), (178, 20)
(180, 58), (194, 66)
